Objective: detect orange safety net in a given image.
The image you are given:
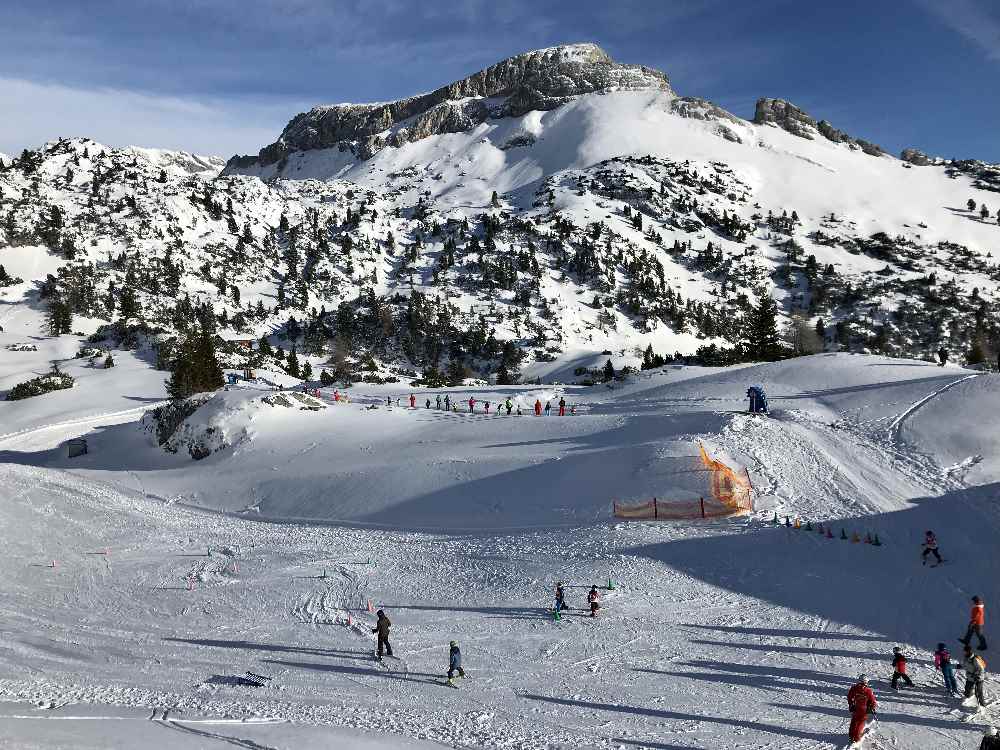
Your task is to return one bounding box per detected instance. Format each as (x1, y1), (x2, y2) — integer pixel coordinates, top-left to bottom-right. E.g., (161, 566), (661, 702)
(612, 443), (754, 520)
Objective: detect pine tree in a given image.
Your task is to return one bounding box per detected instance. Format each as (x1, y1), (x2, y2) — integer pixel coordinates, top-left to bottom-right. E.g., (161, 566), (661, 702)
(103, 353), (116, 368)
(286, 346), (301, 378)
(166, 324), (224, 400)
(46, 297), (73, 335)
(745, 294), (783, 361)
(967, 199), (977, 212)
(301, 360), (313, 380)
(603, 359), (615, 381)
(981, 204), (990, 220)
(491, 190), (500, 207)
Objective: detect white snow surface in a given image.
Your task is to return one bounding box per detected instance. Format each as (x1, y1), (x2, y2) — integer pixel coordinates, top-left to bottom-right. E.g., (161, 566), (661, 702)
(2, 349), (1000, 748)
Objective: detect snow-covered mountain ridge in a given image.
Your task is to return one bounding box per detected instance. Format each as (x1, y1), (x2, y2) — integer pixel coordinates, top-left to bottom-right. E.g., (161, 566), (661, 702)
(2, 43), (1000, 385)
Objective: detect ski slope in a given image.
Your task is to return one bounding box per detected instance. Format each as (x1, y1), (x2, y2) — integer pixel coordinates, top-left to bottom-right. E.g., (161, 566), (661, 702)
(1, 351), (999, 748)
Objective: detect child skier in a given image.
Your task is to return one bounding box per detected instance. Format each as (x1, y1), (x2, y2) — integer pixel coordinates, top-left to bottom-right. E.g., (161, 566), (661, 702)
(484, 401), (490, 414)
(558, 397), (566, 416)
(922, 530), (942, 565)
(587, 585), (601, 617)
(505, 398), (512, 415)
(890, 646), (914, 690)
(436, 394), (442, 409)
(446, 641), (464, 685)
(957, 644), (988, 708)
(444, 394), (450, 410)
(847, 674), (877, 745)
(935, 642), (960, 695)
(409, 394), (416, 408)
(468, 396), (476, 413)
(555, 582), (567, 612)
(544, 401), (551, 416)
(534, 399), (542, 416)
(372, 610), (392, 659)
(962, 596), (988, 650)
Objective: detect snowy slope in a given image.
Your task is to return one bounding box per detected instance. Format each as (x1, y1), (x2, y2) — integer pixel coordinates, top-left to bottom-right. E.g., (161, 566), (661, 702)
(1, 354), (999, 749)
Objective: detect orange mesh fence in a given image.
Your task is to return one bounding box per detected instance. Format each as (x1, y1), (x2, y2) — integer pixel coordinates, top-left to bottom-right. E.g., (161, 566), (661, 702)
(698, 442), (754, 514)
(613, 443), (754, 520)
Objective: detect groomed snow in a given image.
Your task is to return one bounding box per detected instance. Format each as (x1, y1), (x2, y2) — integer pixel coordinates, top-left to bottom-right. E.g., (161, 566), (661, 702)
(1, 352), (998, 748)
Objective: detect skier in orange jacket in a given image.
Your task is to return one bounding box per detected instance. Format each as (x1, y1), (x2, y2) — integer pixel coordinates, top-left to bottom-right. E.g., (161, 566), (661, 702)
(534, 399), (542, 416)
(962, 596), (988, 650)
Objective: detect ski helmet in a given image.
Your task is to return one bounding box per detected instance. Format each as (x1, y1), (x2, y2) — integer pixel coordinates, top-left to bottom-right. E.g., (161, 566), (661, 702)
(937, 642), (946, 651)
(985, 726), (998, 737)
(450, 640), (457, 647)
(893, 646), (902, 653)
(377, 609), (385, 617)
(973, 595), (982, 603)
(858, 673), (869, 684)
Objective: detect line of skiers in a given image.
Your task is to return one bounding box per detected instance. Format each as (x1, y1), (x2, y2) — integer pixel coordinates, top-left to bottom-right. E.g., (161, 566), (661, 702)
(380, 393), (577, 417)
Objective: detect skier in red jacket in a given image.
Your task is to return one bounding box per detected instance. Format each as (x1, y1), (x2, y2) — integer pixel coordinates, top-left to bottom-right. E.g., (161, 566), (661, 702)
(534, 399), (542, 416)
(409, 394), (416, 408)
(847, 674), (877, 744)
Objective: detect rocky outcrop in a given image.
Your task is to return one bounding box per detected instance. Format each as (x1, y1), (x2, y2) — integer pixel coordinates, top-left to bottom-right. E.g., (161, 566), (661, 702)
(227, 43), (672, 171)
(670, 97), (746, 143)
(754, 97), (883, 156)
(753, 98), (817, 140)
(901, 148), (934, 166)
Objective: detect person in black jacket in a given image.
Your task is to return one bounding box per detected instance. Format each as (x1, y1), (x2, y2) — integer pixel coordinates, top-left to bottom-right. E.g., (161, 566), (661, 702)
(981, 726), (1000, 750)
(372, 610), (392, 658)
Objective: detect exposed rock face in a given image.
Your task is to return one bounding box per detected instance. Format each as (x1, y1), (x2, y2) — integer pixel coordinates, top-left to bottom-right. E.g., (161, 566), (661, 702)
(754, 97), (883, 156)
(901, 148), (933, 166)
(670, 96), (746, 143)
(229, 43), (673, 170)
(753, 98), (817, 140)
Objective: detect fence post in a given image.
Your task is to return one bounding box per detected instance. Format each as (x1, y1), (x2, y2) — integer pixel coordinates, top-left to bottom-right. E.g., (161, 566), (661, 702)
(744, 467), (755, 511)
(653, 497), (658, 520)
(700, 497), (705, 518)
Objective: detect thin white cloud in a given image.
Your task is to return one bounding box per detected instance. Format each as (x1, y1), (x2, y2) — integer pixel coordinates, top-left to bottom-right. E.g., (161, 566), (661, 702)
(0, 76), (299, 157)
(915, 0), (1000, 61)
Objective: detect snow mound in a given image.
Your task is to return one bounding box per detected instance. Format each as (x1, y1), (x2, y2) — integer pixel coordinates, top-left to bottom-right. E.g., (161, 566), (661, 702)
(143, 389), (325, 460)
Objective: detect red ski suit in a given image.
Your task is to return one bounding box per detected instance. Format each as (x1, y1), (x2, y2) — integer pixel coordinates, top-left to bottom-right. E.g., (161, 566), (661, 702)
(847, 683), (877, 742)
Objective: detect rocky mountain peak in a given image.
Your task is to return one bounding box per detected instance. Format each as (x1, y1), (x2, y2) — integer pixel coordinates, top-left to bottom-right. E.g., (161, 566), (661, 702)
(225, 43), (672, 171)
(753, 97), (884, 157)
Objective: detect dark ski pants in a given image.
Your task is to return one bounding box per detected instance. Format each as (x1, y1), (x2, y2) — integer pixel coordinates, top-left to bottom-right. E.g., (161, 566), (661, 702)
(921, 548), (942, 564)
(941, 663), (958, 693)
(891, 671), (913, 689)
(961, 624), (988, 650)
(447, 666), (465, 679)
(377, 636), (392, 657)
(964, 677), (986, 706)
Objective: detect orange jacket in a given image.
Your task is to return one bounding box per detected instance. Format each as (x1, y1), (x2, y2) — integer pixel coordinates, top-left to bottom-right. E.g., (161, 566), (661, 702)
(971, 602), (985, 626)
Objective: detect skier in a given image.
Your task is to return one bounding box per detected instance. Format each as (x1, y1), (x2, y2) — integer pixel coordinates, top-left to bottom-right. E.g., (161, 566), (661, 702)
(505, 398), (512, 415)
(937, 346), (949, 366)
(372, 609), (393, 659)
(982, 726), (1000, 750)
(436, 394), (442, 410)
(956, 644), (988, 708)
(516, 405), (522, 416)
(558, 397), (566, 417)
(444, 394), (451, 411)
(935, 642), (960, 695)
(386, 396), (392, 407)
(847, 674), (877, 746)
(545, 401), (551, 416)
(446, 641), (465, 685)
(468, 396), (476, 413)
(534, 399), (542, 416)
(334, 389), (340, 402)
(484, 401), (490, 415)
(570, 405), (576, 415)
(587, 585), (601, 617)
(425, 398), (431, 409)
(961, 596), (988, 650)
(555, 582), (567, 612)
(409, 394), (416, 408)
(890, 646), (914, 690)
(922, 530), (943, 566)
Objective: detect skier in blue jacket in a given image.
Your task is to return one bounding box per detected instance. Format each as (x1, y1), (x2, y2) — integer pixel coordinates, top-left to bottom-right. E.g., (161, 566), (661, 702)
(447, 641), (465, 685)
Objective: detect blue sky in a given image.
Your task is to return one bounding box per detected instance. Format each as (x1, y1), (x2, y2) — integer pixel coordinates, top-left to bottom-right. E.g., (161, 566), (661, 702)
(2, 0), (998, 160)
